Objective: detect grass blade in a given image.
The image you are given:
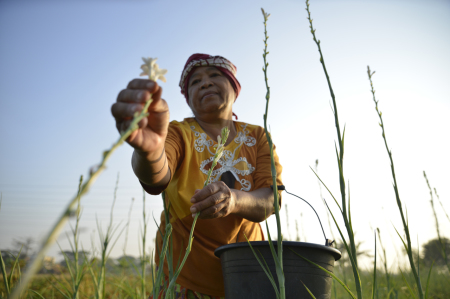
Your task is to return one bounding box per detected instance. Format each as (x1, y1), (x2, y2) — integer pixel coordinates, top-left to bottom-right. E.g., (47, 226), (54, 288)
(0, 196), (10, 296)
(371, 230), (377, 299)
(310, 167), (342, 213)
(47, 277), (71, 299)
(265, 220), (283, 274)
(393, 226), (408, 253)
(423, 171), (450, 273)
(434, 187), (450, 224)
(153, 223), (172, 298)
(260, 8), (285, 298)
(399, 268), (417, 299)
(367, 66), (423, 298)
(28, 290), (46, 299)
(0, 249), (10, 295)
(322, 198), (359, 280)
(305, 0), (363, 297)
(301, 281), (317, 299)
(244, 235), (280, 299)
(288, 247), (356, 299)
(425, 261), (434, 299)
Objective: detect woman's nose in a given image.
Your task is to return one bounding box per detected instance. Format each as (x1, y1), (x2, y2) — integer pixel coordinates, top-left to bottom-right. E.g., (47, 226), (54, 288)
(200, 78), (213, 89)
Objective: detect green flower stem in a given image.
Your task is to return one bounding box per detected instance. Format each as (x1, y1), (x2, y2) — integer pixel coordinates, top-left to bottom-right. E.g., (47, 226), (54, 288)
(377, 228), (391, 298)
(153, 223), (172, 298)
(9, 96), (154, 299)
(95, 174), (123, 299)
(165, 214), (198, 299)
(141, 190), (148, 299)
(434, 188), (450, 224)
(305, 1), (361, 298)
(423, 171), (450, 274)
(165, 128), (229, 298)
(367, 66), (424, 299)
(261, 8), (285, 299)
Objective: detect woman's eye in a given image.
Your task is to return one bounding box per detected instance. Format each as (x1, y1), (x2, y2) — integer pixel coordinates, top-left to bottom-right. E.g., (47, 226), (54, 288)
(211, 73), (220, 77)
(191, 79), (200, 86)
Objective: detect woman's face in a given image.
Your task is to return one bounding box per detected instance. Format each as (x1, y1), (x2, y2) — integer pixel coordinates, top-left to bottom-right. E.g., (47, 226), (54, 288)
(187, 66), (235, 119)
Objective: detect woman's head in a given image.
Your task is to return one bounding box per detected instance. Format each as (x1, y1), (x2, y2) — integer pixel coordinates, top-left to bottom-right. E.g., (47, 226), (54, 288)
(179, 54), (241, 119)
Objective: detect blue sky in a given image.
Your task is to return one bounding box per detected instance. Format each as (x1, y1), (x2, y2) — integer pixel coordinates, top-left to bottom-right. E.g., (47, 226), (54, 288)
(1, 0), (449, 268)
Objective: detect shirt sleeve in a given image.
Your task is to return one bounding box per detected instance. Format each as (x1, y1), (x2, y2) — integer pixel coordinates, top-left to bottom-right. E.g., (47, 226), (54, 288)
(252, 127), (283, 193)
(140, 121), (186, 195)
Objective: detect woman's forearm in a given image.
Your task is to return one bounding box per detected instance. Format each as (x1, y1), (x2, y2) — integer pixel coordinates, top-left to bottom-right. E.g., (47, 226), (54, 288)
(232, 187), (276, 223)
(132, 146), (170, 187)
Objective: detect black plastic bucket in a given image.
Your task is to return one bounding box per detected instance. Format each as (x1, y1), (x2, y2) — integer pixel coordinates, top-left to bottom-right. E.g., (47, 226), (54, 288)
(214, 241), (341, 299)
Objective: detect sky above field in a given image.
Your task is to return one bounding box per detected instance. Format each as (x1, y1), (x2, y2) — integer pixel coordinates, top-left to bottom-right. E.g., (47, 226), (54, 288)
(1, 0), (449, 269)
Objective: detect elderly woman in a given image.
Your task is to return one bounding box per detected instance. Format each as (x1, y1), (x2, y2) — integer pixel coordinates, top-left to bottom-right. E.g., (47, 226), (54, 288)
(111, 54), (283, 298)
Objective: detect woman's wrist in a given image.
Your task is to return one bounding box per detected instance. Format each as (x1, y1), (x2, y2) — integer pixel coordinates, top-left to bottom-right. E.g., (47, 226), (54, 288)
(132, 146), (169, 186)
(230, 189), (241, 216)
(230, 188), (274, 222)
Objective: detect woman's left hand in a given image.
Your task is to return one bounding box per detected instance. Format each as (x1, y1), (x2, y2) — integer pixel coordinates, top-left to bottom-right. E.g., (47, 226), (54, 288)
(190, 181), (237, 219)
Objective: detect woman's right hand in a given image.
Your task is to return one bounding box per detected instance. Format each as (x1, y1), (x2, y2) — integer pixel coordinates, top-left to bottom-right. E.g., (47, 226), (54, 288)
(111, 79), (170, 155)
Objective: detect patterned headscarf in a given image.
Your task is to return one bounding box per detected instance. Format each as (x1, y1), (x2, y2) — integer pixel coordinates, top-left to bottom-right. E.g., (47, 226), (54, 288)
(179, 53), (241, 119)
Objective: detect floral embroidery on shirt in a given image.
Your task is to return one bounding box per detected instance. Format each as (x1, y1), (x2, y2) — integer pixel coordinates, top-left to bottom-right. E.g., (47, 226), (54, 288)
(191, 124), (255, 191)
(191, 126), (214, 154)
(234, 124), (256, 147)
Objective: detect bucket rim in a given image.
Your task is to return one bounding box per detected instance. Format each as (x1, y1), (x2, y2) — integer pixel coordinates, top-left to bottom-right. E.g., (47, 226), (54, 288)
(214, 241), (341, 261)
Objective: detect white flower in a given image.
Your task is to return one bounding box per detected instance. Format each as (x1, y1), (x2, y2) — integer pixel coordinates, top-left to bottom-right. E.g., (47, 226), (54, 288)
(140, 57), (167, 82)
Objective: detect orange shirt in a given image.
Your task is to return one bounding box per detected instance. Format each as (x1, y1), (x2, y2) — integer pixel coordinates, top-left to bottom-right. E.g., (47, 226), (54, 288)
(143, 118), (283, 296)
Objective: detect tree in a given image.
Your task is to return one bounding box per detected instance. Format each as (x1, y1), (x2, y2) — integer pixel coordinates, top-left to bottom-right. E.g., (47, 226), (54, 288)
(12, 237), (34, 258)
(59, 250), (90, 266)
(422, 238), (450, 267)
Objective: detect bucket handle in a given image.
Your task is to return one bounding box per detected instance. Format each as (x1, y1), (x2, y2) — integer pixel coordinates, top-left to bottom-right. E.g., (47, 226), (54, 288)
(271, 185), (334, 247)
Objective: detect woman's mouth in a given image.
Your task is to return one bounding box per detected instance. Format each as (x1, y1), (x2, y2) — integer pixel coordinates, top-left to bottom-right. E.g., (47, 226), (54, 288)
(202, 93), (218, 100)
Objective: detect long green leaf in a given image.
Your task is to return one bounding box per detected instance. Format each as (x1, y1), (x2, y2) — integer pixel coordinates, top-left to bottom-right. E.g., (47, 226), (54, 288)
(367, 66), (423, 298)
(28, 290), (46, 299)
(244, 235), (280, 299)
(7, 247), (23, 294)
(348, 183), (354, 238)
(306, 0), (363, 297)
(310, 167), (342, 212)
(153, 223), (173, 298)
(323, 199), (359, 273)
(47, 278), (71, 299)
(57, 243), (75, 286)
(0, 249), (10, 295)
(341, 125), (346, 156)
(399, 268), (417, 299)
(371, 231), (377, 299)
(386, 289), (395, 299)
(0, 197), (10, 297)
(265, 219), (283, 273)
(152, 213), (164, 245)
(260, 8), (285, 298)
(393, 226), (409, 254)
(301, 281), (317, 299)
(150, 250), (155, 291)
(165, 215), (196, 298)
(425, 261), (434, 299)
(288, 248), (356, 299)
